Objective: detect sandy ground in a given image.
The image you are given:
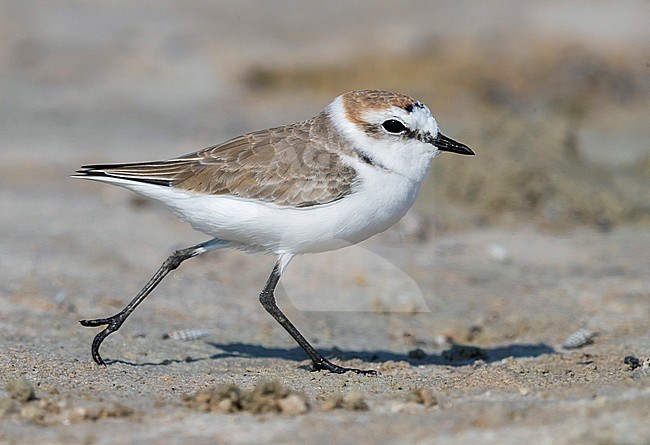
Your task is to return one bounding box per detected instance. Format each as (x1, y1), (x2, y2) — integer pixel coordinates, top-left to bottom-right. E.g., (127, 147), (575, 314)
(1, 1), (649, 444)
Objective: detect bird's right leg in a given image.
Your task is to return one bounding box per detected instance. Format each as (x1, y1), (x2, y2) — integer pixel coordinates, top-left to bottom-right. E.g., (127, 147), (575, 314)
(258, 254), (377, 375)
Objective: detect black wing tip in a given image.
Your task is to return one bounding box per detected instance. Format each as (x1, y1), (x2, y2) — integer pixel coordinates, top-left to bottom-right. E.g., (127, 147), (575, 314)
(72, 162), (134, 177)
(78, 161), (147, 170)
(71, 165), (172, 187)
(72, 167), (107, 177)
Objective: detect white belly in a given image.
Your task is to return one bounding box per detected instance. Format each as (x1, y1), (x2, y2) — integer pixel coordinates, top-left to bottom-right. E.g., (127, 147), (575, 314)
(119, 165), (423, 255)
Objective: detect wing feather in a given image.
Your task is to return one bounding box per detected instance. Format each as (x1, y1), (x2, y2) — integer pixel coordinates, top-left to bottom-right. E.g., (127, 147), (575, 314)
(75, 112), (358, 208)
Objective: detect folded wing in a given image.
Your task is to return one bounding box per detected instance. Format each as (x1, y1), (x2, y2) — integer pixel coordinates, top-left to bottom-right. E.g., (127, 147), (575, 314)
(75, 114), (358, 208)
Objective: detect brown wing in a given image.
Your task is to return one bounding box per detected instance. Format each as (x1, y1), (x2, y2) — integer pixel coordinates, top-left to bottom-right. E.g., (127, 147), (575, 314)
(75, 112), (358, 208)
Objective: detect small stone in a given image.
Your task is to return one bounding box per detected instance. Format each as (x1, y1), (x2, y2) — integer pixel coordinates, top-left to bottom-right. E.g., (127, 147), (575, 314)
(194, 391), (212, 405)
(278, 394), (309, 415)
(217, 398), (234, 412)
(183, 381), (307, 415)
(20, 403), (47, 424)
(253, 380), (289, 399)
(322, 395), (345, 411)
(248, 396), (281, 414)
(6, 378), (36, 403)
(245, 381), (289, 414)
(67, 406), (90, 422)
(407, 348), (427, 360)
(442, 344), (488, 363)
(342, 392), (369, 411)
(624, 355), (640, 370)
(406, 388), (437, 407)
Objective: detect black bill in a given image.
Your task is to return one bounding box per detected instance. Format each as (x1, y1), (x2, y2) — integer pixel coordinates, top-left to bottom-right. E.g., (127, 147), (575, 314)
(433, 133), (475, 155)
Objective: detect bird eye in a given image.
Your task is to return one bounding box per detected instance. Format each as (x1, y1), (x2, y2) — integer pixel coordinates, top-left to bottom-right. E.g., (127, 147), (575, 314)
(381, 119), (407, 134)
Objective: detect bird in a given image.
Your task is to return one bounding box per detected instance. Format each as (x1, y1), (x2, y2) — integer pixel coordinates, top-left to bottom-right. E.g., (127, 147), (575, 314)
(74, 89), (475, 374)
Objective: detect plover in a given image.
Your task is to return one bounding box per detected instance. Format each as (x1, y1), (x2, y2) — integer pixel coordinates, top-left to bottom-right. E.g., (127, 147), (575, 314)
(75, 89), (474, 374)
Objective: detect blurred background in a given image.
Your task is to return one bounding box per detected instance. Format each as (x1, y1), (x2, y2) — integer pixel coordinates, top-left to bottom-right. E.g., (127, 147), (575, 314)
(1, 3), (649, 441)
(3, 0), (648, 231)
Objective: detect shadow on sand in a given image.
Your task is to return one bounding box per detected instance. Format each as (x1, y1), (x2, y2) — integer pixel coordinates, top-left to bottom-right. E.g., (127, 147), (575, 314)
(104, 341), (555, 368)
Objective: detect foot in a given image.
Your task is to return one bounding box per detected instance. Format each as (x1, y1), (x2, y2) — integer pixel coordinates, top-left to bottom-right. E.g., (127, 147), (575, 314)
(80, 314), (126, 366)
(311, 358), (378, 375)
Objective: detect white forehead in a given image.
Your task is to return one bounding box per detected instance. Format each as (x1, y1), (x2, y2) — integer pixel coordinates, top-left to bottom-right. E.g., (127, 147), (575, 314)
(404, 105), (438, 135)
(363, 103), (439, 135)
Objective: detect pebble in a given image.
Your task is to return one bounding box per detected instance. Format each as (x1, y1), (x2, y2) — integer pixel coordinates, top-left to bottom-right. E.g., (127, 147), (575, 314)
(624, 355), (640, 370)
(277, 394), (309, 415)
(407, 348), (427, 360)
(5, 378), (35, 403)
(406, 388), (437, 407)
(322, 392), (369, 411)
(20, 403), (46, 424)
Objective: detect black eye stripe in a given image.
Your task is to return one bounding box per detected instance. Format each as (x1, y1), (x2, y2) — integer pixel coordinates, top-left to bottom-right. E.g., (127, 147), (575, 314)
(381, 119), (407, 134)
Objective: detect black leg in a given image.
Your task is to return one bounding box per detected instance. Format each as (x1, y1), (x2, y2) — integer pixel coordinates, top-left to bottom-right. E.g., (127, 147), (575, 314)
(80, 240), (216, 365)
(259, 261), (377, 375)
